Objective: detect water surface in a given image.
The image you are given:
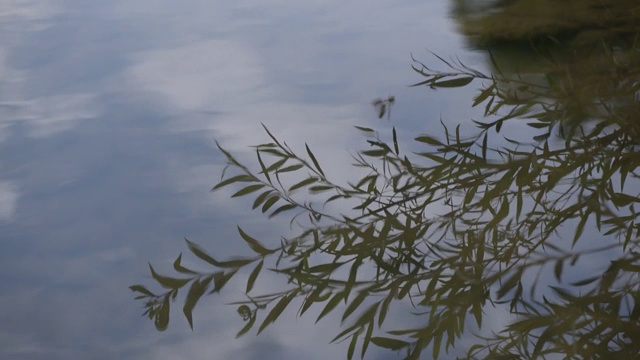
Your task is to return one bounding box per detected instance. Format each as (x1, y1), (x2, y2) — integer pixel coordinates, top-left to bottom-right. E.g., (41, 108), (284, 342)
(0, 1), (479, 359)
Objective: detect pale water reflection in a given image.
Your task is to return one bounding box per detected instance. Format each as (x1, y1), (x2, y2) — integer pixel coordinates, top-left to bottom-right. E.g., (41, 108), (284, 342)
(0, 1), (476, 359)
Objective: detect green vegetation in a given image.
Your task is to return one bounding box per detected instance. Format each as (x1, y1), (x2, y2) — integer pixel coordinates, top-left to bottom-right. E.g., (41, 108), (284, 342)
(453, 0), (640, 47)
(131, 2), (640, 358)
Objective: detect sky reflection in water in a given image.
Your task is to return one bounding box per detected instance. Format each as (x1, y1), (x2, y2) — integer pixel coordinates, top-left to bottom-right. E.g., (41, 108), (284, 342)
(0, 1), (482, 359)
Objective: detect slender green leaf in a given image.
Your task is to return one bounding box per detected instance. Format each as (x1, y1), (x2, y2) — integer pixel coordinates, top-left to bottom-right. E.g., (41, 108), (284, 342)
(554, 260), (564, 282)
(256, 150), (271, 183)
(317, 292), (345, 323)
(154, 296), (170, 331)
(277, 164), (305, 173)
(269, 203), (298, 218)
(212, 175), (256, 190)
(348, 331), (360, 360)
(183, 276), (212, 329)
(472, 83), (495, 107)
(232, 184), (266, 198)
(238, 226), (274, 255)
(246, 260), (263, 293)
(342, 291), (368, 321)
(415, 135), (442, 146)
(289, 177), (316, 192)
(129, 285), (155, 297)
(361, 318), (375, 358)
(371, 337), (409, 351)
(173, 253), (198, 275)
(236, 312), (257, 338)
(148, 264), (191, 289)
(185, 239), (223, 267)
(252, 190), (273, 210)
(258, 292), (296, 334)
(309, 185), (334, 193)
(432, 77), (473, 88)
(354, 126), (375, 133)
(210, 270), (238, 294)
(306, 144), (325, 176)
(262, 196), (280, 213)
(392, 127), (399, 154)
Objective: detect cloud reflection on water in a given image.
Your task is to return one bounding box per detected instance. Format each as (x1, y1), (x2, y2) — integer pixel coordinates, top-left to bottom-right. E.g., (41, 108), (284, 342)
(0, 1), (477, 359)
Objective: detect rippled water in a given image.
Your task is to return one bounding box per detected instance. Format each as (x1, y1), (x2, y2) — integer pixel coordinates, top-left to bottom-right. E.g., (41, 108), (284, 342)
(0, 1), (483, 359)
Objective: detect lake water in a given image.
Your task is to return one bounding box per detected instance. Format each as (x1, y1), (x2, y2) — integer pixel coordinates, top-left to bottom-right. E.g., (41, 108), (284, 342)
(0, 1), (488, 359)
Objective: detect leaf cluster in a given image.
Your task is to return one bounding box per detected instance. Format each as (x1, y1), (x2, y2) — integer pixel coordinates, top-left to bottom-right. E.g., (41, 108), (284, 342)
(132, 46), (640, 359)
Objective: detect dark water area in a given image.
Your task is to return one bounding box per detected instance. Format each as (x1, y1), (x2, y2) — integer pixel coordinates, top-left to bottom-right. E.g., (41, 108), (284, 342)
(1, 1), (639, 359)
